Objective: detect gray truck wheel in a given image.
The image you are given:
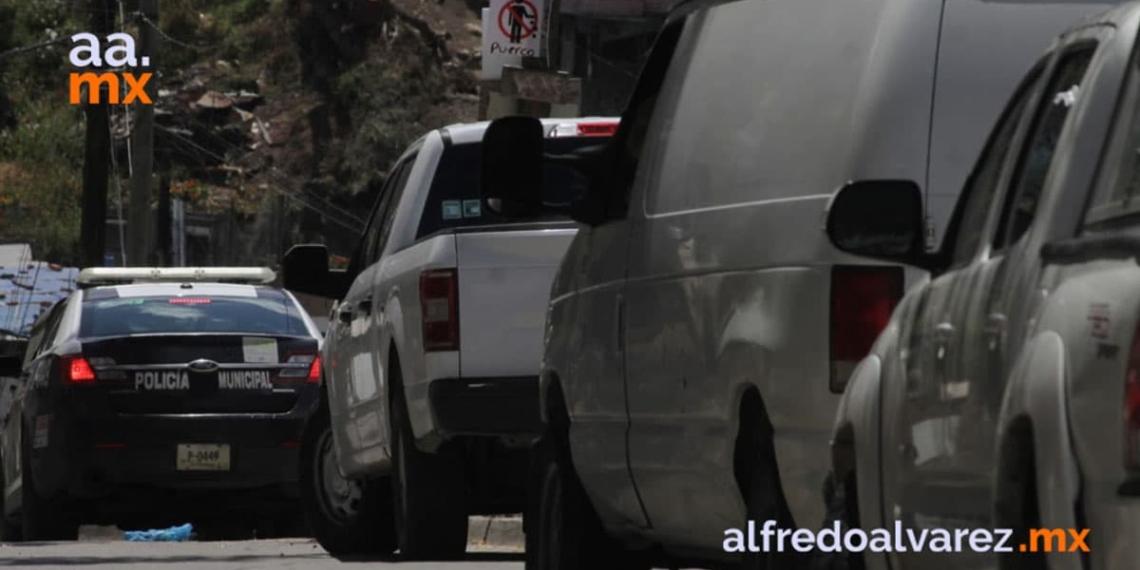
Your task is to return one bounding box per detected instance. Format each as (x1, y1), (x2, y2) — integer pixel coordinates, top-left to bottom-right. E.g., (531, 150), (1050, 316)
(389, 365), (468, 560)
(299, 403), (396, 557)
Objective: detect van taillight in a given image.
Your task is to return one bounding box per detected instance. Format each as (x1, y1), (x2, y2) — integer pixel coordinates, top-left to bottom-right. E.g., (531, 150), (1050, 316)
(1124, 320), (1140, 470)
(420, 269), (458, 352)
(830, 266), (904, 393)
(61, 354), (96, 384)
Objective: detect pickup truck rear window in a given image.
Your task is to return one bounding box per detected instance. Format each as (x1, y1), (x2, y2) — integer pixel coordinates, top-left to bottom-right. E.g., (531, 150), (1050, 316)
(415, 138), (597, 239)
(79, 296), (310, 338)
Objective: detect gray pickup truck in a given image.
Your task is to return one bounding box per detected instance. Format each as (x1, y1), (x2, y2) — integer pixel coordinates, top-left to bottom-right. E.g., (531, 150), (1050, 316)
(282, 118), (618, 559)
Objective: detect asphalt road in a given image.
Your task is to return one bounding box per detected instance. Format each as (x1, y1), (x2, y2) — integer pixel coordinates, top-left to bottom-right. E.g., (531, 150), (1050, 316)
(0, 540), (525, 569)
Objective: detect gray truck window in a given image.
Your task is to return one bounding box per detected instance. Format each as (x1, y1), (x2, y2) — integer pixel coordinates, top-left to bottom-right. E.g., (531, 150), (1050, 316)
(994, 47), (1095, 250)
(1087, 58), (1140, 219)
(951, 67), (1043, 266)
(413, 140), (591, 239)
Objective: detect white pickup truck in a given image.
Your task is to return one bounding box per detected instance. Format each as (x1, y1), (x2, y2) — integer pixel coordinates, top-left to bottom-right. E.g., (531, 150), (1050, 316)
(281, 118), (618, 559)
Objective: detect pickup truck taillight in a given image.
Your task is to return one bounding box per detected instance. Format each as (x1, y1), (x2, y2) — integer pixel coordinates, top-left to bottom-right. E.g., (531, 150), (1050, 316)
(829, 266), (904, 393)
(420, 269), (458, 352)
(1125, 321), (1140, 470)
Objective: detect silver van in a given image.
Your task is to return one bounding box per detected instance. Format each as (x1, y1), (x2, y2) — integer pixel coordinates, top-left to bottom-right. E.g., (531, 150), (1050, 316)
(481, 0), (1124, 567)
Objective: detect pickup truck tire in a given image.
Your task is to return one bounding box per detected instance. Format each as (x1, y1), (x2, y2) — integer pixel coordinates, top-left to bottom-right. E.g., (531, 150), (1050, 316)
(19, 435), (78, 541)
(0, 454), (21, 541)
(810, 472), (865, 570)
(530, 433), (643, 570)
(300, 403), (397, 557)
(390, 365), (468, 560)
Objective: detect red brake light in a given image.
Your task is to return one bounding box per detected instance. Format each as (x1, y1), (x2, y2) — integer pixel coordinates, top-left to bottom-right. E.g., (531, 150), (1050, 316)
(62, 355), (96, 384)
(830, 266), (904, 393)
(1125, 322), (1140, 470)
(420, 269), (458, 352)
(307, 355), (321, 384)
(169, 298), (211, 305)
(576, 122), (618, 137)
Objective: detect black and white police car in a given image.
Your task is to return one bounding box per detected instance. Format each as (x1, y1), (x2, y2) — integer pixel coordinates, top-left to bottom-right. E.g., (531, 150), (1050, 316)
(0, 267), (324, 541)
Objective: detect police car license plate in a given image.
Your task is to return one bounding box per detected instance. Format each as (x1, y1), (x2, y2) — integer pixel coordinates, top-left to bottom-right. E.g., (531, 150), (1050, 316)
(176, 444), (230, 471)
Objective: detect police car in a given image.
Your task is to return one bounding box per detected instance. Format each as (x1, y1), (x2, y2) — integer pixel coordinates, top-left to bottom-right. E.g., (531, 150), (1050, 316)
(0, 267), (324, 541)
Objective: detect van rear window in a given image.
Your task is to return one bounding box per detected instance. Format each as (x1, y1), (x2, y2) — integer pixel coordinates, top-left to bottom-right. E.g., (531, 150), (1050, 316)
(415, 138), (598, 239)
(79, 296), (310, 338)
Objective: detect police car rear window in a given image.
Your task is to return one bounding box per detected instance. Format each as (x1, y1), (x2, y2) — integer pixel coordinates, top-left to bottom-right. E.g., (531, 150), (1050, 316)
(78, 296), (310, 338)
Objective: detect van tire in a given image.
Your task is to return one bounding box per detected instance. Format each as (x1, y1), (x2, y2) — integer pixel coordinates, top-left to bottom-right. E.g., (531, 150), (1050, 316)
(299, 403), (397, 557)
(739, 418), (797, 570)
(389, 364), (468, 560)
(20, 437), (78, 542)
(529, 432), (649, 570)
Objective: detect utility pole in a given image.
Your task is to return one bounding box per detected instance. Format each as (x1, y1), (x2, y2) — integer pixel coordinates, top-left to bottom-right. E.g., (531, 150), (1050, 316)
(127, 0), (158, 267)
(156, 172), (170, 266)
(79, 0), (116, 268)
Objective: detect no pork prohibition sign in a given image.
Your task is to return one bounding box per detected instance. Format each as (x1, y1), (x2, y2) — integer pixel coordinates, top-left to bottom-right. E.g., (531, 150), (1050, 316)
(499, 0), (539, 44)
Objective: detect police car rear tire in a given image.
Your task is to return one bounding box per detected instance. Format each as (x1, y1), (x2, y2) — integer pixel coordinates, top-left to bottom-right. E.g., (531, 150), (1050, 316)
(390, 365), (468, 560)
(20, 437), (78, 541)
(300, 404), (397, 557)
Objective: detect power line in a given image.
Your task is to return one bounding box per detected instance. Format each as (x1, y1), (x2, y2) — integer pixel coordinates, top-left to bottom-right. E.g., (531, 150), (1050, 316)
(0, 36), (69, 63)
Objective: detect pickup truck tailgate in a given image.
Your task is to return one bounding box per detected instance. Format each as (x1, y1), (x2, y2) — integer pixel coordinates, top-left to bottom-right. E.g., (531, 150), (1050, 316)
(454, 225), (577, 378)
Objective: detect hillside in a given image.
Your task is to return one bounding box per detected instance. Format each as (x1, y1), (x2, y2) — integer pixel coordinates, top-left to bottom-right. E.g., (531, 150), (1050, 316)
(0, 0), (487, 265)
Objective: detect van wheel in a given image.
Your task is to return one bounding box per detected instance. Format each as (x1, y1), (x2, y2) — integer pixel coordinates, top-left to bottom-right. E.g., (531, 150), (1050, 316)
(390, 364), (468, 560)
(20, 438), (78, 541)
(299, 403), (396, 556)
(740, 421), (798, 570)
(531, 432), (638, 570)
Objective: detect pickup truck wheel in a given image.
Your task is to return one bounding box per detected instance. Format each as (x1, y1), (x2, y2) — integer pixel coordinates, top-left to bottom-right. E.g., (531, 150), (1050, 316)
(810, 472), (865, 570)
(997, 447), (1044, 570)
(531, 434), (624, 570)
(0, 454), (21, 542)
(390, 374), (468, 560)
(300, 404), (396, 556)
(20, 436), (78, 541)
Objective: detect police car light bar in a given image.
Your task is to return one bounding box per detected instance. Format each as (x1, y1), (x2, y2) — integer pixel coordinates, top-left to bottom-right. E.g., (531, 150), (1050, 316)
(76, 267), (277, 287)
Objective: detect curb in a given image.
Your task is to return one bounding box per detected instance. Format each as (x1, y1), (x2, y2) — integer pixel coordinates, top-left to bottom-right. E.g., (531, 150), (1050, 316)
(468, 515), (524, 549)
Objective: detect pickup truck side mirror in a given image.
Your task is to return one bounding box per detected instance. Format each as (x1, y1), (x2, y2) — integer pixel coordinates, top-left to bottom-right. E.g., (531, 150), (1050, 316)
(282, 245), (351, 300)
(825, 180), (933, 269)
(482, 116), (546, 218)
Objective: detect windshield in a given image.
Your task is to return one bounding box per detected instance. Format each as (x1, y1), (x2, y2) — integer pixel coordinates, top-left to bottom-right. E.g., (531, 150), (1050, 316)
(415, 137), (599, 239)
(78, 296), (311, 338)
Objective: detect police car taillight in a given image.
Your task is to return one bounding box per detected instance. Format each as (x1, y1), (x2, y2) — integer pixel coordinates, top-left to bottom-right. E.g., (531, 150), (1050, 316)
(281, 353), (320, 383)
(1124, 319), (1140, 470)
(307, 355), (321, 384)
(62, 354), (96, 384)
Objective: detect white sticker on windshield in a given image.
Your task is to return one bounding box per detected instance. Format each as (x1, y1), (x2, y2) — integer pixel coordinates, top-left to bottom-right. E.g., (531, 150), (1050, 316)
(242, 337), (278, 363)
(462, 200), (481, 218)
(442, 200), (463, 220)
